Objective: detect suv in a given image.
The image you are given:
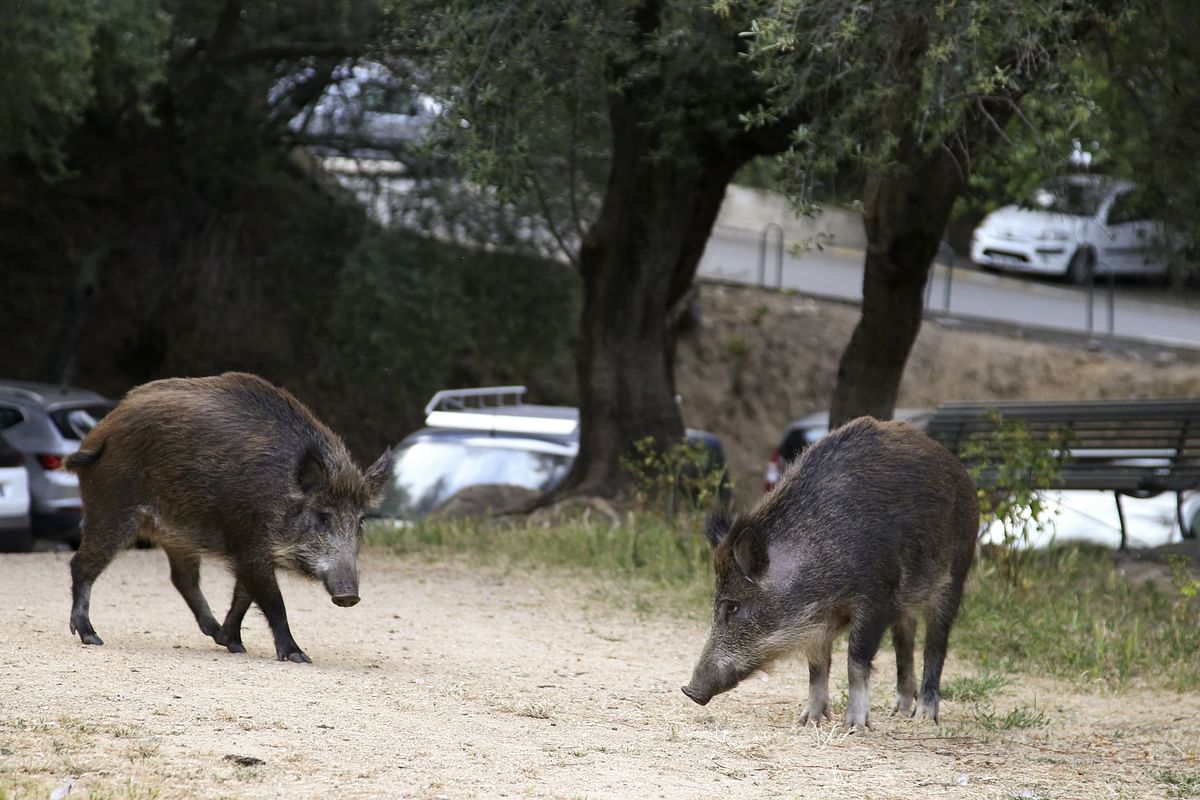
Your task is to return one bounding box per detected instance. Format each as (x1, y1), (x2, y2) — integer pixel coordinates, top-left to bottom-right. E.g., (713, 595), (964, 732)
(970, 175), (1173, 284)
(0, 380), (116, 544)
(375, 386), (729, 521)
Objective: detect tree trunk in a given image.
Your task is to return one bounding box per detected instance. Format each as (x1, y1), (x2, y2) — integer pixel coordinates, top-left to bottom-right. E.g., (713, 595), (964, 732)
(829, 149), (964, 428)
(555, 99), (741, 498)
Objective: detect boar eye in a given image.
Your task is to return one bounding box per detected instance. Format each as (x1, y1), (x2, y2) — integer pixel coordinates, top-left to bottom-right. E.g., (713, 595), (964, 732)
(719, 599), (740, 624)
(315, 511), (332, 530)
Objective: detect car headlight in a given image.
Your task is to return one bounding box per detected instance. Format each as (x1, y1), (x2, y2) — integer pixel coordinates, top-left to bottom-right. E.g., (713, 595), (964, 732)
(1036, 229), (1070, 241)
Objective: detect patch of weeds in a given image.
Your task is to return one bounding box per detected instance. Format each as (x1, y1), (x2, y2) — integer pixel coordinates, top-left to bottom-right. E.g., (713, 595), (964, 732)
(726, 334), (749, 360)
(750, 304), (769, 325)
(1157, 769), (1200, 798)
(957, 545), (1200, 692)
(942, 672), (1008, 703)
(972, 702), (1047, 731)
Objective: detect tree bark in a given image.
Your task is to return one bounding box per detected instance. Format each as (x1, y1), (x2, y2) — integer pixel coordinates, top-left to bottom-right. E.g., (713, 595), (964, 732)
(829, 149), (965, 428)
(556, 99), (742, 497)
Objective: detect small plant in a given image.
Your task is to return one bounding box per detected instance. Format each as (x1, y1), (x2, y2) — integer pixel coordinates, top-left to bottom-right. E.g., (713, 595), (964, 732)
(972, 702), (1047, 731)
(961, 409), (1073, 586)
(726, 334), (750, 360)
(750, 304), (769, 326)
(1157, 768), (1200, 798)
(621, 437), (729, 517)
(941, 672), (1008, 703)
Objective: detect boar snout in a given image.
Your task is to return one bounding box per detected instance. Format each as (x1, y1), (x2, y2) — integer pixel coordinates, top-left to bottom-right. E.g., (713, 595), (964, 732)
(319, 560), (360, 607)
(680, 684), (713, 706)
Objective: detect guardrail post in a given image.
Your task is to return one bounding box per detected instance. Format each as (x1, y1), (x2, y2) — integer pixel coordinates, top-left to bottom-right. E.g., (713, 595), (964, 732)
(1085, 264), (1095, 333)
(758, 223), (784, 289)
(1107, 268), (1116, 335)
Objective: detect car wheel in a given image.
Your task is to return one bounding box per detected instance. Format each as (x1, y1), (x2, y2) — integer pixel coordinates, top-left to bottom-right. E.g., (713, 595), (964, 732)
(0, 527), (34, 553)
(1067, 250), (1094, 285)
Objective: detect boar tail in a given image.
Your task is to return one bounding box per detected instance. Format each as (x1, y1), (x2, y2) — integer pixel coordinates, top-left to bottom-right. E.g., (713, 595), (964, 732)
(66, 441), (107, 472)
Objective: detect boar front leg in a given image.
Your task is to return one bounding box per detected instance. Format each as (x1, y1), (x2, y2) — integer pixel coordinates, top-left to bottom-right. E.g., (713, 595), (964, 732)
(215, 577), (253, 654)
(845, 610), (891, 731)
(244, 565), (310, 664)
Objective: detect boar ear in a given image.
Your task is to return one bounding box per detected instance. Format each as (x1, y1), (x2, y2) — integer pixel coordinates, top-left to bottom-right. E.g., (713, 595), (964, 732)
(295, 447), (329, 494)
(362, 449), (394, 504)
(704, 509), (732, 549)
(730, 528), (768, 583)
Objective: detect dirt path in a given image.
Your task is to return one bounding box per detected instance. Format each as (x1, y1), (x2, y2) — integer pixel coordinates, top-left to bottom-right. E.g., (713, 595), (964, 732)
(1, 550), (1197, 799)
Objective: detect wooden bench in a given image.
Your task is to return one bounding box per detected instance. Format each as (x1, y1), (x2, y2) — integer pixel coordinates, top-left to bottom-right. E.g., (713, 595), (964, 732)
(926, 399), (1200, 549)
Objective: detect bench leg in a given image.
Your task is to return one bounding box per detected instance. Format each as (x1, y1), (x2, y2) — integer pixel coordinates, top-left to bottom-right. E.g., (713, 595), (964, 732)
(1113, 491), (1127, 552)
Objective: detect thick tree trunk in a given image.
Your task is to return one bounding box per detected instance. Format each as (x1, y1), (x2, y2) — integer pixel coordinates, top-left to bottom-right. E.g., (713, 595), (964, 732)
(829, 150), (965, 428)
(556, 104), (741, 498)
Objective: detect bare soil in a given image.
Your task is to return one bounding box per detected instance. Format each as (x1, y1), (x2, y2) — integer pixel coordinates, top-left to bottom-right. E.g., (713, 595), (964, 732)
(2, 550), (1198, 799)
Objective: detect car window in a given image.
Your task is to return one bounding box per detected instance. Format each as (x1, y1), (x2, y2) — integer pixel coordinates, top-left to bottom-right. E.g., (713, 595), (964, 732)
(0, 406), (23, 430)
(1027, 179), (1109, 217)
(377, 440), (572, 519)
(49, 405), (111, 440)
(1106, 191), (1152, 225)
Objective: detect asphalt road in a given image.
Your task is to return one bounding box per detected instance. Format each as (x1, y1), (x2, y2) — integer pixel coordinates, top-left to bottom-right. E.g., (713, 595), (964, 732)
(699, 225), (1200, 349)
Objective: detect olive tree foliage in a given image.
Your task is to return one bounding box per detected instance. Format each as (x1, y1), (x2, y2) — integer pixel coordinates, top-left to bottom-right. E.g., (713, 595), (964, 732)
(731, 0), (1128, 426)
(388, 0), (802, 498)
(0, 0), (168, 174)
(1099, 0), (1200, 267)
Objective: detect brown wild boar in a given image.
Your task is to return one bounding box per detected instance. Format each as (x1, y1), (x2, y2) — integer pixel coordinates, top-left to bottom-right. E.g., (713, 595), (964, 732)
(66, 372), (392, 663)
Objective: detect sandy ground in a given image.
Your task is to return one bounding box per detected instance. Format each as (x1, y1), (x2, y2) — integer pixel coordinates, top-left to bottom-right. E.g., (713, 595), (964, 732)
(1, 549), (1198, 799)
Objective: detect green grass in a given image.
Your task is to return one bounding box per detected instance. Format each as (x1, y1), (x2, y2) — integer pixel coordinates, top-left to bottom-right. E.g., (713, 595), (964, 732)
(365, 516), (1200, 691)
(1157, 769), (1200, 798)
(971, 702), (1047, 731)
(941, 672), (1008, 703)
(955, 545), (1200, 691)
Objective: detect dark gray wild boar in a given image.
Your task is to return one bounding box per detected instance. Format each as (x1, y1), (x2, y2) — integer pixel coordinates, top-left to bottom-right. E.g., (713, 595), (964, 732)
(682, 417), (977, 729)
(66, 372), (393, 663)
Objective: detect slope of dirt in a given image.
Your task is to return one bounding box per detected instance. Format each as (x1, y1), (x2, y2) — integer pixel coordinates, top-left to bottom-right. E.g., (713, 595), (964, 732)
(677, 283), (1200, 500)
(2, 550), (1197, 799)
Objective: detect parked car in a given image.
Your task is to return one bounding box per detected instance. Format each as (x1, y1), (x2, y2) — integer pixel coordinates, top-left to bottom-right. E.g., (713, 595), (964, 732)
(970, 175), (1174, 284)
(763, 408), (932, 492)
(375, 386), (729, 521)
(0, 432), (32, 552)
(0, 380), (115, 543)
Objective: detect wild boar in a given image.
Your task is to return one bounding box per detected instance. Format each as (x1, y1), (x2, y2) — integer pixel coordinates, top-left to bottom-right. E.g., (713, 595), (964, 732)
(66, 372), (392, 663)
(682, 417), (977, 728)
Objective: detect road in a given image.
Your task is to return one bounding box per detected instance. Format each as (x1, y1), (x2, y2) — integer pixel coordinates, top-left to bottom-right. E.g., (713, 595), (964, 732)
(699, 225), (1200, 349)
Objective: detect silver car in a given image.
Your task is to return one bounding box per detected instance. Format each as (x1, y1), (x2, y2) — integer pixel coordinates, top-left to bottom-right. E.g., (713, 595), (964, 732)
(0, 380), (115, 544)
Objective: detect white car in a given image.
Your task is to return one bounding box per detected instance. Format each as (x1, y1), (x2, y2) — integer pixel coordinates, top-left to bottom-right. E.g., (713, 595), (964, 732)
(0, 433), (31, 552)
(970, 175), (1172, 284)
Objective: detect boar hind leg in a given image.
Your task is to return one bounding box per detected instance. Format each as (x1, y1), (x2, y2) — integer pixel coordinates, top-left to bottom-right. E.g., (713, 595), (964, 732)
(215, 578), (253, 654)
(799, 635), (834, 725)
(914, 583), (965, 724)
(242, 565), (310, 664)
(162, 546), (221, 640)
(69, 516), (137, 646)
(891, 612), (918, 716)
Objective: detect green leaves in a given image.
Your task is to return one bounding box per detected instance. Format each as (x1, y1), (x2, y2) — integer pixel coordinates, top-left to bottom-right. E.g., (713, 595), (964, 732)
(961, 409), (1074, 587)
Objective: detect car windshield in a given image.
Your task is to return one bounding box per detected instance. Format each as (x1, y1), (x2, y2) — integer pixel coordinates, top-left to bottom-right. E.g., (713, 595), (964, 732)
(376, 439), (572, 519)
(1025, 179), (1109, 217)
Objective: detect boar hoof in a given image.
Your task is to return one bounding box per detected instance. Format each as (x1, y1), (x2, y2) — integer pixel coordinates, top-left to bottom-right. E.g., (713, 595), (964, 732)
(843, 711), (872, 732)
(80, 632), (104, 646)
(225, 642), (247, 654)
(798, 705), (832, 726)
(913, 695), (939, 724)
(281, 650), (312, 664)
(891, 693), (916, 716)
